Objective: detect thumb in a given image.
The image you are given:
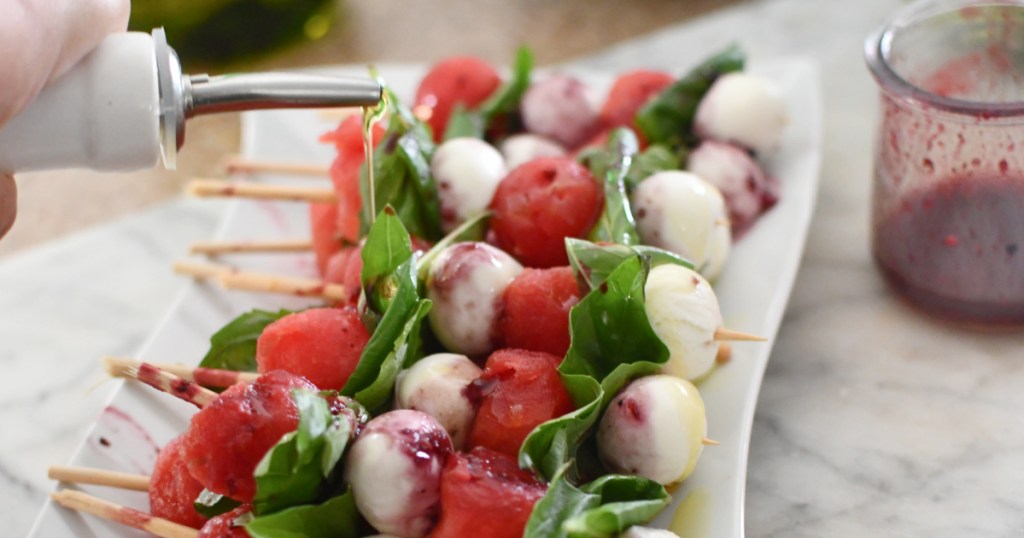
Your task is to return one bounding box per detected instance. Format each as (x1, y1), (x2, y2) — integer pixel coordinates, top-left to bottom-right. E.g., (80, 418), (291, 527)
(0, 173), (16, 239)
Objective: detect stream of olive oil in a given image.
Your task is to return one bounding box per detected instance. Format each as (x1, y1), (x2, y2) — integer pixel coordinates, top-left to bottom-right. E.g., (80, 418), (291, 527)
(362, 89), (389, 223)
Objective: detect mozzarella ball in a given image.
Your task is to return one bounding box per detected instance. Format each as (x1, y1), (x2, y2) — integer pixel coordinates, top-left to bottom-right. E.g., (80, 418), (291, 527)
(597, 375), (707, 486)
(426, 242), (523, 357)
(687, 140), (780, 235)
(632, 171), (731, 280)
(499, 134), (567, 169)
(693, 72), (788, 155)
(395, 353), (482, 450)
(620, 527), (682, 538)
(521, 74), (602, 148)
(644, 264), (722, 380)
(431, 138), (508, 233)
(346, 410), (453, 538)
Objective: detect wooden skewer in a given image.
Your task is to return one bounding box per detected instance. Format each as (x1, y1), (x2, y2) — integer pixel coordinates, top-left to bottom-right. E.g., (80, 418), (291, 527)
(51, 489), (199, 538)
(189, 238), (313, 255)
(701, 438), (720, 446)
(119, 362), (219, 409)
(49, 465), (150, 492)
(221, 155), (328, 177)
(104, 357), (260, 388)
(715, 343), (732, 364)
(187, 179), (337, 203)
(220, 271), (349, 302)
(173, 260), (235, 279)
(714, 327), (767, 342)
(174, 260), (349, 302)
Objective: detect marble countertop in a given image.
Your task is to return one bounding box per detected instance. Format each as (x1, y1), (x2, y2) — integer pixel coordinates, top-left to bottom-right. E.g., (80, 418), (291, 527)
(3, 0), (1023, 536)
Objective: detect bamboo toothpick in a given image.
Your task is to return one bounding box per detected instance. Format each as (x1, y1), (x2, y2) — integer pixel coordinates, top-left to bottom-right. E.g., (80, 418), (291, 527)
(715, 343), (732, 364)
(713, 327), (767, 342)
(221, 155), (328, 177)
(174, 260), (348, 302)
(187, 179), (336, 203)
(219, 271), (349, 302)
(173, 260), (235, 280)
(120, 363), (219, 409)
(189, 238), (313, 255)
(50, 490), (199, 538)
(49, 466), (150, 492)
(104, 357), (260, 388)
(701, 438), (720, 446)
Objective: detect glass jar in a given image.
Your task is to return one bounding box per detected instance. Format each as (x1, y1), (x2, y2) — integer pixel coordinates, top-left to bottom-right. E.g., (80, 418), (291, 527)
(865, 0), (1024, 326)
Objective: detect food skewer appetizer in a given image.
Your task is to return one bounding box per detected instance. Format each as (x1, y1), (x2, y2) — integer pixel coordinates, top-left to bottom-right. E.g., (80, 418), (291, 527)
(49, 43), (789, 538)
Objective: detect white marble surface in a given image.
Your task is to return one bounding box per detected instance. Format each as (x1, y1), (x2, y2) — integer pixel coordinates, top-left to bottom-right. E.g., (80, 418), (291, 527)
(3, 0), (1024, 536)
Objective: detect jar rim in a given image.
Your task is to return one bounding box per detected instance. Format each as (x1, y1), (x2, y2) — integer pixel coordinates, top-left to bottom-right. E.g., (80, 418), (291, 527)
(865, 0), (1024, 118)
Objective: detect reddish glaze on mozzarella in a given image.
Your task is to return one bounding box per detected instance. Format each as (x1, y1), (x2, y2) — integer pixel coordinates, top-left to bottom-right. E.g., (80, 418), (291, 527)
(414, 56), (502, 142)
(489, 157), (604, 268)
(149, 435), (207, 529)
(346, 410), (453, 538)
(428, 447), (547, 538)
(521, 74), (602, 149)
(255, 307), (370, 391)
(467, 348), (575, 457)
(181, 371), (316, 501)
(499, 266), (582, 357)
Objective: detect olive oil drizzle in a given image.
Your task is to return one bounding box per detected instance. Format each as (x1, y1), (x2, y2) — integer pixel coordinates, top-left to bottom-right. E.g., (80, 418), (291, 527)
(362, 86), (389, 224)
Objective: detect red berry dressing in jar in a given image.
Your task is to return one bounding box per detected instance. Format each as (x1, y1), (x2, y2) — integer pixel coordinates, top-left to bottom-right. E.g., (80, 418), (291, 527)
(867, 1), (1024, 326)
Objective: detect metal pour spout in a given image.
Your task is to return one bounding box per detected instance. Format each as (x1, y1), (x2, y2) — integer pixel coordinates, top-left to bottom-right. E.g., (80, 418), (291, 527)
(155, 28), (382, 168)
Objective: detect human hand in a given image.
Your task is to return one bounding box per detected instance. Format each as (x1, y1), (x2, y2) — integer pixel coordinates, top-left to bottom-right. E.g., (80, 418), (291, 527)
(0, 0), (130, 239)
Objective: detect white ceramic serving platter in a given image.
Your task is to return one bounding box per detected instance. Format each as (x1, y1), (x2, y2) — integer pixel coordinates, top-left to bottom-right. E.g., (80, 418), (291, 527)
(30, 57), (821, 538)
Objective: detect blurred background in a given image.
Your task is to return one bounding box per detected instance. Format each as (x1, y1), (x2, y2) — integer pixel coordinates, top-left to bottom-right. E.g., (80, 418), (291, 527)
(0, 0), (744, 259)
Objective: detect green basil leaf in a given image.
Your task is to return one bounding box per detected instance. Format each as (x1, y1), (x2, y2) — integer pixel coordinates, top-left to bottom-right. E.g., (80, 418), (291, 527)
(193, 489), (241, 519)
(345, 213), (431, 413)
(521, 257), (672, 482)
(560, 256), (669, 383)
(635, 44), (745, 149)
(479, 46), (534, 122)
(623, 144), (681, 192)
(360, 87), (442, 241)
(525, 468), (670, 538)
(519, 374), (602, 482)
(252, 390), (352, 515)
(583, 128), (641, 246)
(361, 206), (414, 315)
(349, 295), (431, 413)
(245, 488), (360, 538)
(198, 309), (293, 372)
(523, 465), (601, 538)
(565, 238), (693, 292)
(442, 104), (485, 140)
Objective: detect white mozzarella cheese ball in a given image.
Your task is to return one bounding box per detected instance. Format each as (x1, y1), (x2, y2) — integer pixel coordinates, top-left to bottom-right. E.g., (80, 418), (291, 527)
(693, 72), (788, 155)
(431, 137), (508, 233)
(395, 353), (482, 450)
(426, 242), (523, 357)
(499, 134), (567, 169)
(687, 140), (779, 234)
(521, 74), (602, 148)
(345, 410), (453, 538)
(597, 375), (707, 486)
(631, 171), (731, 280)
(620, 527), (682, 538)
(644, 264), (722, 380)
